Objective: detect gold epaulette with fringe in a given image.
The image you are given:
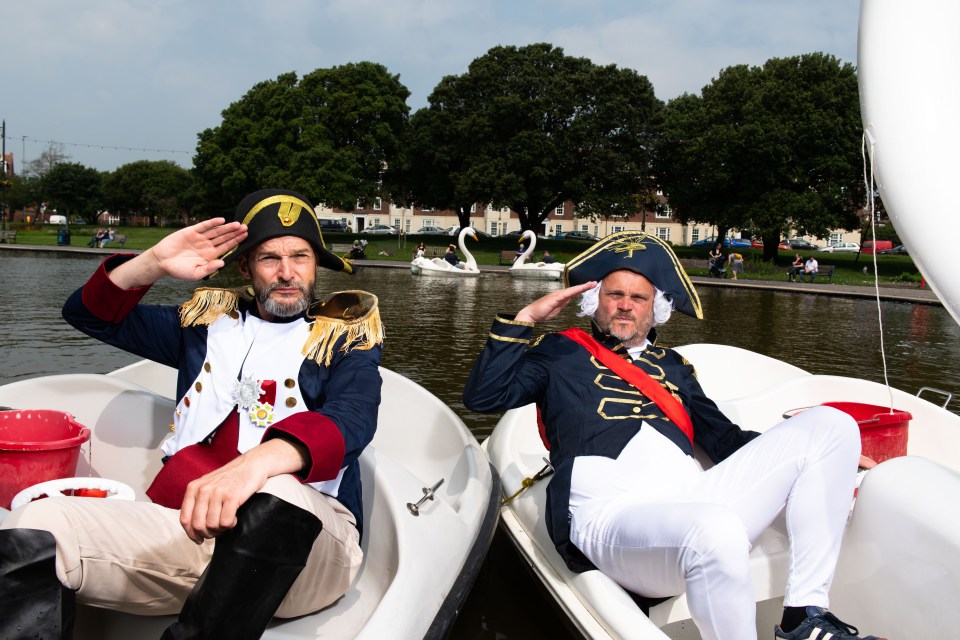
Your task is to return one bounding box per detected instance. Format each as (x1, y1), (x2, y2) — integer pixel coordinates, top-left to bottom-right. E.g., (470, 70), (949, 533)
(178, 287), (382, 366)
(178, 287), (251, 327)
(304, 290), (383, 366)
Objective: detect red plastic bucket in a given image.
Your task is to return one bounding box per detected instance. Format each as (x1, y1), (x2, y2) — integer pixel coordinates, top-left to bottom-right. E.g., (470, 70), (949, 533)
(822, 402), (911, 463)
(0, 410), (91, 510)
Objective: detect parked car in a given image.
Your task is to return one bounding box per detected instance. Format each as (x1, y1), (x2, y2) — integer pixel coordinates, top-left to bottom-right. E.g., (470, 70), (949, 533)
(411, 226), (445, 235)
(318, 219), (350, 233)
(877, 244), (909, 255)
(361, 224), (397, 235)
(561, 231), (600, 241)
(446, 227), (491, 238)
(690, 236), (751, 249)
(786, 238), (822, 251)
(820, 241), (860, 253)
(861, 239), (894, 255)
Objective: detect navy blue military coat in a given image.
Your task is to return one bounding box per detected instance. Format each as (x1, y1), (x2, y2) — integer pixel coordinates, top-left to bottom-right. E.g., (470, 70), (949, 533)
(463, 314), (760, 572)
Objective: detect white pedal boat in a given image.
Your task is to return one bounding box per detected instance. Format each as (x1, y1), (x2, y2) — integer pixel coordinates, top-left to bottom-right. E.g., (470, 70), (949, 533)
(483, 0), (960, 634)
(411, 227), (481, 278)
(0, 361), (500, 639)
(483, 344), (960, 639)
(509, 230), (563, 280)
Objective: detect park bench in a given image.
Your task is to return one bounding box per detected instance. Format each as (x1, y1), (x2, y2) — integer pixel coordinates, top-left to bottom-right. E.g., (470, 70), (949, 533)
(0, 230), (17, 244)
(104, 233), (127, 248)
(499, 250), (518, 265)
(789, 264), (835, 283)
(330, 243), (353, 256)
(412, 246), (448, 258)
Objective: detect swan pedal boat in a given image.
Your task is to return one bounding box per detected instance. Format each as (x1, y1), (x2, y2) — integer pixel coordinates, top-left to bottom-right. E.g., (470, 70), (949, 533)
(0, 361), (500, 639)
(411, 227), (481, 278)
(509, 230), (564, 281)
(483, 344), (960, 639)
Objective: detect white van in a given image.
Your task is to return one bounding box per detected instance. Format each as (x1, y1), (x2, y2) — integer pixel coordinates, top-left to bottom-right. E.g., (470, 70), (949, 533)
(48, 215), (67, 225)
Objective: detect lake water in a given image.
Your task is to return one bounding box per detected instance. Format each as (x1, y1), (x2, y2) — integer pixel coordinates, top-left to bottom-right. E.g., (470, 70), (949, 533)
(1, 252), (959, 638)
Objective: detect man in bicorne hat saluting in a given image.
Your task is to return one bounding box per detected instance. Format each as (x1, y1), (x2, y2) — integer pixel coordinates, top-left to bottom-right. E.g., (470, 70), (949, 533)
(463, 231), (884, 640)
(0, 189), (383, 639)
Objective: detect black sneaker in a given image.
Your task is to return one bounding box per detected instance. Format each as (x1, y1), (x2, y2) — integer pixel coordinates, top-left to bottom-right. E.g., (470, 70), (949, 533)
(774, 606), (886, 639)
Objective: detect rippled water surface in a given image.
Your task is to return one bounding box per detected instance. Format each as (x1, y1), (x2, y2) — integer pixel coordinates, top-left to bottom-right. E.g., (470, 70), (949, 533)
(2, 252), (959, 637)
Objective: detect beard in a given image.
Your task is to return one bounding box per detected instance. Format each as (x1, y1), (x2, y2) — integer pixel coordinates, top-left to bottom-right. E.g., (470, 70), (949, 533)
(597, 309), (654, 348)
(255, 280), (312, 318)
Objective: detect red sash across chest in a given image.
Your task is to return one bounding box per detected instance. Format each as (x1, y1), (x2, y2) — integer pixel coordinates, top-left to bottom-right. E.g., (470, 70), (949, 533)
(548, 328), (694, 446)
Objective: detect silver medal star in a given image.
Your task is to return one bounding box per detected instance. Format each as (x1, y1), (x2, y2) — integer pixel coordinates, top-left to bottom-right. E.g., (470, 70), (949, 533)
(231, 374), (264, 410)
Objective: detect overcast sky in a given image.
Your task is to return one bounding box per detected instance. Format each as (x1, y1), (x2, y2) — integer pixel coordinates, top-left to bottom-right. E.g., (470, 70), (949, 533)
(4, 0), (860, 173)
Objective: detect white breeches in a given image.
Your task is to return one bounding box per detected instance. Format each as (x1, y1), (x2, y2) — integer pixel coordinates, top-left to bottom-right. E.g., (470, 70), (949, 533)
(568, 406), (861, 640)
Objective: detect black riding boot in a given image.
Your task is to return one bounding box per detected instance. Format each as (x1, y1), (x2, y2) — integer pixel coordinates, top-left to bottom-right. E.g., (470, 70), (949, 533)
(0, 528), (76, 640)
(161, 493), (323, 640)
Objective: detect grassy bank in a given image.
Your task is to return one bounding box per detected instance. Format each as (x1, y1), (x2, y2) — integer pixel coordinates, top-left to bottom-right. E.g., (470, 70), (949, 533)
(7, 224), (922, 287)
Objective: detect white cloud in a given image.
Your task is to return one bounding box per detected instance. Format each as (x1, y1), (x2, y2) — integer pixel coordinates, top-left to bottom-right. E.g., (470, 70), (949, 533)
(4, 0), (859, 171)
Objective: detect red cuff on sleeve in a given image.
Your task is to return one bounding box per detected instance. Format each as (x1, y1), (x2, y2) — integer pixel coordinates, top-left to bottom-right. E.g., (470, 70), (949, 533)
(263, 412), (346, 484)
(81, 255), (152, 322)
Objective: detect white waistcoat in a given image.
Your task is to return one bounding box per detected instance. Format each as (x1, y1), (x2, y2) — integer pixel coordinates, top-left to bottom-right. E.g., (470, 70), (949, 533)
(164, 311), (345, 496)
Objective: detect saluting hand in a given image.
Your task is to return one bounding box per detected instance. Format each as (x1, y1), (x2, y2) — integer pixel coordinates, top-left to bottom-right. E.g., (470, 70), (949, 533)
(515, 281), (598, 324)
(108, 218), (248, 289)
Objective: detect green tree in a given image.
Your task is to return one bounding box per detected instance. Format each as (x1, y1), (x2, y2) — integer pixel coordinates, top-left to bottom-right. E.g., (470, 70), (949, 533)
(657, 53), (864, 260)
(42, 162), (103, 220)
(194, 63), (410, 212)
(404, 44), (663, 231)
(5, 174), (43, 218)
(104, 160), (195, 225)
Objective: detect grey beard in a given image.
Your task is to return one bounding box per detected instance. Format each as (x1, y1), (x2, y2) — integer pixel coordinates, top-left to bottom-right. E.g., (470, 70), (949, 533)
(257, 281), (311, 318)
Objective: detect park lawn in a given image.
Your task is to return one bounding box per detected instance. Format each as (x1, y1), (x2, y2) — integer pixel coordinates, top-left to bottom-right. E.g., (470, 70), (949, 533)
(9, 226), (923, 288)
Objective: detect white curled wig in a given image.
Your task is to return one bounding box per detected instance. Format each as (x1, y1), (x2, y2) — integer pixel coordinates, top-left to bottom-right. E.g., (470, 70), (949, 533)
(577, 282), (674, 327)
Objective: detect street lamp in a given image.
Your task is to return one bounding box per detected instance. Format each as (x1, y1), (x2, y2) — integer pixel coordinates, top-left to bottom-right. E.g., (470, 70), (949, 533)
(1, 119), (7, 235)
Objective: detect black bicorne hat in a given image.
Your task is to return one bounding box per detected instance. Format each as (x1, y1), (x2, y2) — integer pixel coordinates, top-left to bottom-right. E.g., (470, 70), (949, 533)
(219, 189), (353, 275)
(563, 231), (702, 318)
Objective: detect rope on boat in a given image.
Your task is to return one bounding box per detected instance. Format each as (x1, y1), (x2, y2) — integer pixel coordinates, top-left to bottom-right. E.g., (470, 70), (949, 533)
(862, 129), (896, 413)
(500, 459), (554, 506)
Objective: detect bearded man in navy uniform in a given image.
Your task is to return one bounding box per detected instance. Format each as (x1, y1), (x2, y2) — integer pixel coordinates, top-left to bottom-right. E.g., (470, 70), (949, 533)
(464, 232), (883, 640)
(0, 189), (382, 639)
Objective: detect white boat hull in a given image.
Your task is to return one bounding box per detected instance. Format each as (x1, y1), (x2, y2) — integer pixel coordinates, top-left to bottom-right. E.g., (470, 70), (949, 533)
(510, 230), (564, 280)
(509, 265), (563, 280)
(0, 363), (499, 639)
(484, 343), (960, 639)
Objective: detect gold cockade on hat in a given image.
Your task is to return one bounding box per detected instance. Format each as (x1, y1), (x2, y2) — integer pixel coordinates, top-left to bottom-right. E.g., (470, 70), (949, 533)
(608, 235), (648, 259)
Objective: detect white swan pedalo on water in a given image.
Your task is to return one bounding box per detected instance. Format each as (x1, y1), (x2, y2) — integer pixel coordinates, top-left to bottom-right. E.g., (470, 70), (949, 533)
(411, 227), (481, 277)
(509, 230), (564, 280)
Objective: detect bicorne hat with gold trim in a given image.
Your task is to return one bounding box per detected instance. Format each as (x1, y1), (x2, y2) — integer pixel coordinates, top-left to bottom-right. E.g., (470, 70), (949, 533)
(219, 189), (353, 274)
(563, 231), (702, 319)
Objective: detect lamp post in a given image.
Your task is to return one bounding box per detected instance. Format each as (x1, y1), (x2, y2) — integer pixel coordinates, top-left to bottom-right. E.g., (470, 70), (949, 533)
(1, 120), (8, 235)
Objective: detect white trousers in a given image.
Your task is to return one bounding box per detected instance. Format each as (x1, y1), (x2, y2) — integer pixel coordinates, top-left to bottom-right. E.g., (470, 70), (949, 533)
(569, 406), (861, 640)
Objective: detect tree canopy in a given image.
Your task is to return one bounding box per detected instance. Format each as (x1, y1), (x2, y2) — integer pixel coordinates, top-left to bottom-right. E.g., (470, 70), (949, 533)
(404, 43), (663, 231)
(103, 160), (196, 224)
(42, 162), (103, 219)
(193, 63), (411, 213)
(656, 53), (864, 259)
